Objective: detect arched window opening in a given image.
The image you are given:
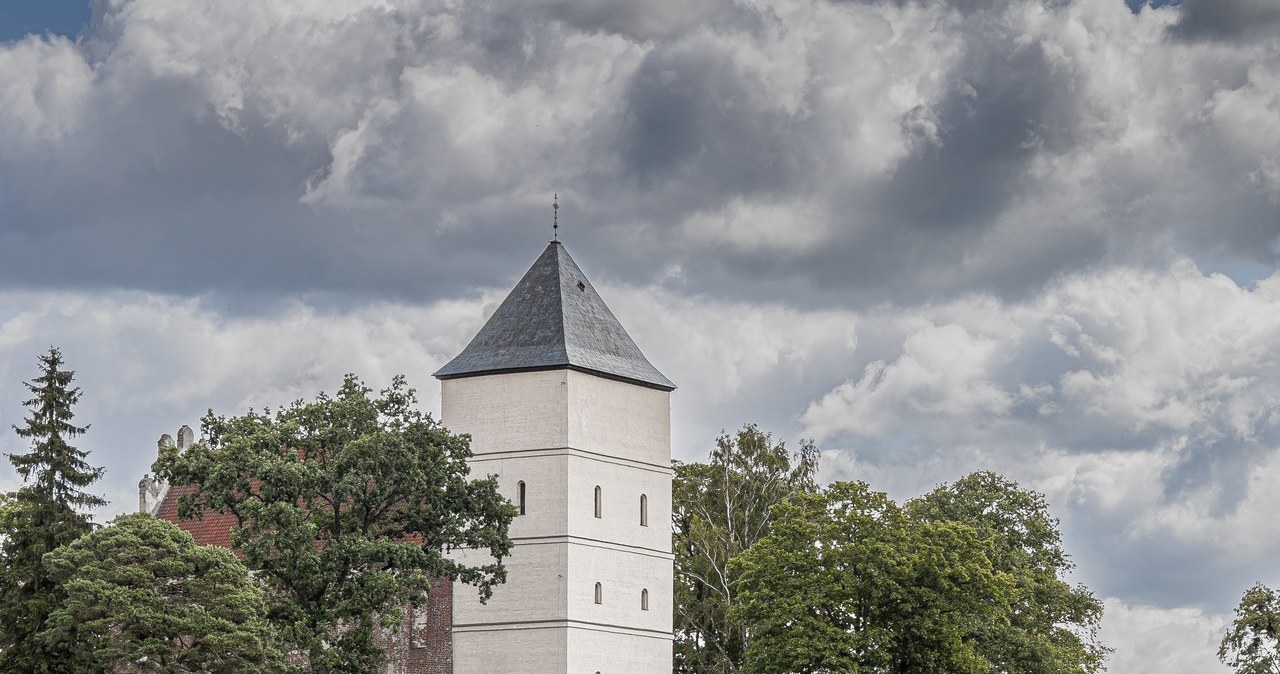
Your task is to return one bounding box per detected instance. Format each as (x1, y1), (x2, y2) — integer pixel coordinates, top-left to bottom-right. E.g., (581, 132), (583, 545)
(640, 493), (648, 527)
(594, 582), (603, 604)
(517, 481), (526, 516)
(594, 485), (602, 519)
(641, 588), (649, 611)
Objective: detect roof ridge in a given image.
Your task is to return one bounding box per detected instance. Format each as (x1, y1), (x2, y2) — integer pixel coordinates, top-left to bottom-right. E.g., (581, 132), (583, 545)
(551, 242), (570, 364)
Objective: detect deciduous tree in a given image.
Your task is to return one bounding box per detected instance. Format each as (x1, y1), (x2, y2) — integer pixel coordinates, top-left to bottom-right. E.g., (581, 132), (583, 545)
(155, 374), (515, 674)
(42, 513), (284, 673)
(907, 471), (1109, 674)
(1220, 583), (1280, 674)
(672, 424), (817, 673)
(0, 347), (106, 674)
(732, 481), (1010, 674)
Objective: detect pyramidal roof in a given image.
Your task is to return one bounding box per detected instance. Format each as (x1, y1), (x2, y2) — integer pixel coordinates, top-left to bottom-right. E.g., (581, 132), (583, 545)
(434, 241), (675, 391)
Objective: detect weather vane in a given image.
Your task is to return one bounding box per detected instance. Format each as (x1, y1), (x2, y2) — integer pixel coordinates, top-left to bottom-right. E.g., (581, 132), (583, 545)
(552, 193), (560, 241)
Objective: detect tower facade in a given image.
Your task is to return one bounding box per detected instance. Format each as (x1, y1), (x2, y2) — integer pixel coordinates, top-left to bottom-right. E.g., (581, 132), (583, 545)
(435, 241), (674, 673)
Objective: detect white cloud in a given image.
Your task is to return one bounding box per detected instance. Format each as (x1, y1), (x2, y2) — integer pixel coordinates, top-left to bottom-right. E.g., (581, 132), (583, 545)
(1204, 62), (1280, 204)
(803, 320), (1019, 441)
(801, 256), (1280, 608)
(680, 196), (831, 253)
(0, 0), (1276, 296)
(0, 35), (93, 153)
(0, 288), (498, 518)
(599, 282), (861, 458)
(1100, 598), (1231, 674)
(803, 257), (1280, 457)
(0, 0), (1278, 662)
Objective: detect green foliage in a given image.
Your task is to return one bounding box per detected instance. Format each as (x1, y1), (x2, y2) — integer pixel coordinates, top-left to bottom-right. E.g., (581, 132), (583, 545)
(906, 472), (1109, 674)
(41, 513), (284, 673)
(7, 348), (105, 511)
(720, 469), (1109, 674)
(0, 348), (106, 674)
(672, 424), (817, 673)
(154, 374), (515, 674)
(732, 481), (1010, 674)
(1220, 583), (1280, 674)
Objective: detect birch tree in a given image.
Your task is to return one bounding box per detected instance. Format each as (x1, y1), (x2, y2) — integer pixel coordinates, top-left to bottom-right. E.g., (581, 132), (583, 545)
(672, 424), (817, 673)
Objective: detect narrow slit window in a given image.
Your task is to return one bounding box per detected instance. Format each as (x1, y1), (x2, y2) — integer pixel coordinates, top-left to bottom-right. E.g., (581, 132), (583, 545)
(640, 493), (648, 527)
(641, 588), (649, 611)
(594, 582), (603, 604)
(517, 481), (526, 516)
(594, 485), (602, 519)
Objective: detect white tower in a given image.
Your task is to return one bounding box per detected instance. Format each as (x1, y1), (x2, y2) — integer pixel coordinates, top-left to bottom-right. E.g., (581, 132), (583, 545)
(435, 241), (674, 673)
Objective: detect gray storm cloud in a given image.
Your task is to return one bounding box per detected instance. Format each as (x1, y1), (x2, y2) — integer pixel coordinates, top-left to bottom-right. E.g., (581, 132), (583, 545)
(1, 2), (1279, 672)
(1172, 0), (1280, 40)
(799, 258), (1280, 604)
(0, 0), (1275, 305)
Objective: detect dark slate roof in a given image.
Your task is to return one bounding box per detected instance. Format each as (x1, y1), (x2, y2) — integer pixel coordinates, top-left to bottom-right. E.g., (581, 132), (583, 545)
(434, 241), (675, 391)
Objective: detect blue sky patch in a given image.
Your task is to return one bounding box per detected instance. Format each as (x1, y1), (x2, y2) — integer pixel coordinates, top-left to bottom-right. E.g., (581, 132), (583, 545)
(0, 0), (89, 43)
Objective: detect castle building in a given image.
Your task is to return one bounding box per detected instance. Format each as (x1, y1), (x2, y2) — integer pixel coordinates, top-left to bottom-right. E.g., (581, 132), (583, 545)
(435, 240), (675, 673)
(146, 240), (675, 673)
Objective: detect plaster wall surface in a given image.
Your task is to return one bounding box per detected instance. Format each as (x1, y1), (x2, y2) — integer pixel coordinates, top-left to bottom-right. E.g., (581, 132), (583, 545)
(567, 627), (673, 674)
(452, 627), (566, 672)
(442, 370), (568, 455)
(564, 370), (670, 466)
(442, 369), (673, 674)
(441, 370), (670, 464)
(451, 541), (568, 625)
(468, 453), (569, 539)
(455, 623), (670, 674)
(567, 454), (671, 553)
(568, 543), (673, 634)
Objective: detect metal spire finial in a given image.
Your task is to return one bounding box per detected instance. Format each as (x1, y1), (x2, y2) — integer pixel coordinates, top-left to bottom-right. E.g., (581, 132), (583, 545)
(552, 193), (559, 241)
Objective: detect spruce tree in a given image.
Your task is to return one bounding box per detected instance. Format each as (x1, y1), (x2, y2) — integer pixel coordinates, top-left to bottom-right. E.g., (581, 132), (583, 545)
(0, 347), (106, 674)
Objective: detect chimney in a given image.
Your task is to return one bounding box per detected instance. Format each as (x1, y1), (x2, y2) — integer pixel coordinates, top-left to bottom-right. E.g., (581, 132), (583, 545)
(139, 474), (154, 513)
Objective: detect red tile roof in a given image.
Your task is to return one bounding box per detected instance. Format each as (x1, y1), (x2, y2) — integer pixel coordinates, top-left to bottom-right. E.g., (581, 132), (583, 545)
(152, 484), (238, 549)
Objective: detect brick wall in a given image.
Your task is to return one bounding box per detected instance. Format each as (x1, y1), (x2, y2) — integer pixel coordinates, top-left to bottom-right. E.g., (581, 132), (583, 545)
(378, 577), (454, 674)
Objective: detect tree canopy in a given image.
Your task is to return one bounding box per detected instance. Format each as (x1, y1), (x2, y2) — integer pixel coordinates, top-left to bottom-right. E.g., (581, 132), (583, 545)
(0, 347), (106, 674)
(674, 438), (1109, 674)
(672, 424), (817, 673)
(154, 374), (515, 674)
(907, 471), (1109, 674)
(732, 481), (1010, 674)
(1220, 583), (1280, 674)
(42, 513), (284, 673)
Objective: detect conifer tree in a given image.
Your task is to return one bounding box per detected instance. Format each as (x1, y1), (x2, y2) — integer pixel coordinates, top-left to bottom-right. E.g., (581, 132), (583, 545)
(0, 347), (106, 674)
(42, 514), (285, 673)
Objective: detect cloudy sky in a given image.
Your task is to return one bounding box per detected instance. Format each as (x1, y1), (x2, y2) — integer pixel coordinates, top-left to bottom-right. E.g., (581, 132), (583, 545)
(2, 0), (1279, 669)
